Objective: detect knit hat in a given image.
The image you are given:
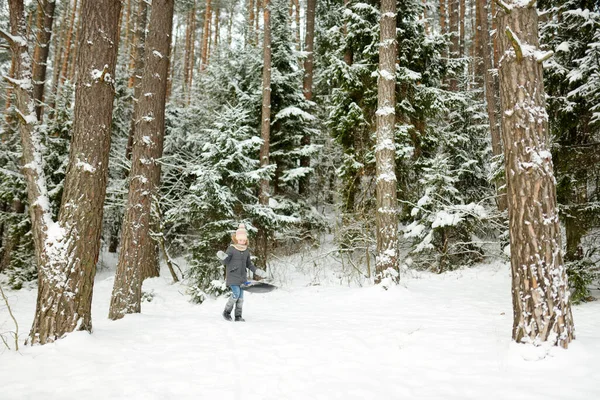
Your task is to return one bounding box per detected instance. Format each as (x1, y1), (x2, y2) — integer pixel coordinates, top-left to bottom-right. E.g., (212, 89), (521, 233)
(235, 223), (248, 242)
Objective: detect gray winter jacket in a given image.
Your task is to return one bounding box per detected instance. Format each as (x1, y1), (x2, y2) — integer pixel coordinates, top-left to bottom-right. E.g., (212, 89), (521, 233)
(222, 245), (257, 286)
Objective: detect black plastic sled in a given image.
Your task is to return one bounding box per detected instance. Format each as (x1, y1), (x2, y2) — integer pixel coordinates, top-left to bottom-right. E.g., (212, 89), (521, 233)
(242, 280), (277, 293)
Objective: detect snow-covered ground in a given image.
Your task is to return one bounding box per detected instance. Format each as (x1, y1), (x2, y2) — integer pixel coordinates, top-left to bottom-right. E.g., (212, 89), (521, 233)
(1, 255), (599, 400)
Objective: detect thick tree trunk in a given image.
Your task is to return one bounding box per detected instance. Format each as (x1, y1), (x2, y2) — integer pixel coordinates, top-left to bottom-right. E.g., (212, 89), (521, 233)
(497, 1), (574, 348)
(32, 0), (56, 121)
(200, 0), (211, 71)
(19, 0), (121, 344)
(126, 0), (148, 160)
(109, 0), (175, 320)
(299, 0), (316, 195)
(374, 0), (398, 283)
(478, 0), (506, 212)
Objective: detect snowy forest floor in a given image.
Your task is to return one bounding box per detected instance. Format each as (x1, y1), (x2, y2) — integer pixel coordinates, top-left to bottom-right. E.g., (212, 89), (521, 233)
(1, 251), (600, 399)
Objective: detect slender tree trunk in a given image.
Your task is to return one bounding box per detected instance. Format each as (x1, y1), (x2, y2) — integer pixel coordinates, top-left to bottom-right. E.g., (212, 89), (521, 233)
(183, 7), (192, 100)
(67, 3), (81, 82)
(293, 0), (301, 51)
(188, 5), (196, 96)
(32, 0), (56, 122)
(256, 0), (272, 269)
(124, 0), (132, 61)
(374, 0), (398, 283)
(478, 0), (506, 211)
(213, 4), (220, 55)
(299, 0), (316, 195)
(11, 0), (121, 345)
(126, 0), (148, 160)
(440, 0), (447, 44)
(449, 0), (459, 90)
(48, 0), (70, 115)
(497, 1), (574, 348)
(109, 0), (175, 320)
(59, 0), (78, 85)
(459, 0), (465, 59)
(200, 0), (211, 71)
(249, 0), (255, 45)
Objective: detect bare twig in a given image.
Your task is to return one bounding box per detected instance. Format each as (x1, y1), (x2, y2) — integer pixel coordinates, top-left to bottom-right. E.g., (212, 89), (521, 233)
(0, 283), (19, 351)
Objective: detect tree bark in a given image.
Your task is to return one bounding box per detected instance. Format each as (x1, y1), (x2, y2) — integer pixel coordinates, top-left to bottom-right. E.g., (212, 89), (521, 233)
(497, 1), (574, 348)
(109, 0), (175, 320)
(126, 0), (148, 160)
(249, 0), (255, 45)
(478, 0), (506, 211)
(256, 0), (272, 269)
(59, 0), (78, 85)
(16, 0), (121, 344)
(374, 0), (398, 283)
(449, 0), (459, 90)
(200, 0), (211, 71)
(299, 0), (316, 195)
(48, 0), (70, 115)
(32, 0), (56, 121)
(459, 0), (465, 58)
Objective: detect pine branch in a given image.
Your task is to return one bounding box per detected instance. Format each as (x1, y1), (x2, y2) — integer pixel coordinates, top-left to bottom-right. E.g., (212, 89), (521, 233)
(505, 27), (523, 62)
(494, 0), (512, 14)
(537, 51), (554, 63)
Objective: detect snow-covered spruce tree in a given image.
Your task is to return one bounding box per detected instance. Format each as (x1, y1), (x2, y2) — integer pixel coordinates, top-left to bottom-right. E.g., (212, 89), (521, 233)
(539, 0), (600, 303)
(496, 0), (574, 348)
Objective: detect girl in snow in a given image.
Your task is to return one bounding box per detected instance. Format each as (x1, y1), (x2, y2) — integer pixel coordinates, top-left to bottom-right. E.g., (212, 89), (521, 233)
(217, 223), (265, 321)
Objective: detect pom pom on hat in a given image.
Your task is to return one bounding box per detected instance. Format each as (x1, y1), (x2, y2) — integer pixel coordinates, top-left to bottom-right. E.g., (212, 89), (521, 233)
(236, 223), (248, 242)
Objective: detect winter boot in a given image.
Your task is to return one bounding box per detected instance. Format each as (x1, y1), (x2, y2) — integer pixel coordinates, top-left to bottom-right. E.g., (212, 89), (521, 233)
(223, 296), (236, 321)
(234, 298), (245, 322)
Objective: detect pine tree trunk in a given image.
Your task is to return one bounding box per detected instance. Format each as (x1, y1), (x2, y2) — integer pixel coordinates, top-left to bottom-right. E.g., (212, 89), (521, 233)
(299, 0), (316, 195)
(183, 7), (192, 100)
(32, 0), (56, 122)
(294, 0), (301, 51)
(449, 0), (459, 90)
(25, 0), (121, 344)
(459, 0), (465, 58)
(109, 0), (175, 320)
(497, 1), (574, 348)
(200, 0), (211, 71)
(126, 0), (148, 160)
(248, 0), (255, 45)
(59, 0), (78, 85)
(213, 5), (220, 54)
(67, 3), (81, 82)
(374, 0), (398, 283)
(256, 0), (272, 269)
(440, 0), (447, 35)
(478, 0), (506, 211)
(48, 0), (70, 115)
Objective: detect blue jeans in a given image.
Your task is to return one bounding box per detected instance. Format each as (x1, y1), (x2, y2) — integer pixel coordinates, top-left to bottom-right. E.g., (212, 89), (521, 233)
(230, 285), (244, 299)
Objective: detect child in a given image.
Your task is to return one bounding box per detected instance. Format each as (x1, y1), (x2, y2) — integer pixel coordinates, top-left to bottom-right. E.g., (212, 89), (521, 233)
(217, 223), (265, 321)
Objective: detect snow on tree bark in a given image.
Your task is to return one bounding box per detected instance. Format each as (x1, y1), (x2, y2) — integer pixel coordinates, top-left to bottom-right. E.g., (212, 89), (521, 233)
(109, 0), (175, 320)
(496, 0), (574, 348)
(374, 0), (399, 283)
(13, 0), (122, 344)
